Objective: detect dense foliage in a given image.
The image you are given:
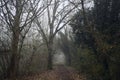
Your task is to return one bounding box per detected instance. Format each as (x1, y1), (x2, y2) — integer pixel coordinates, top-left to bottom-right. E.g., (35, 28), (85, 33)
(70, 0), (120, 80)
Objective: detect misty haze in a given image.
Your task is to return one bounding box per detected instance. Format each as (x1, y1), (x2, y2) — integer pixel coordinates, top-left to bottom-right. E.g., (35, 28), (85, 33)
(0, 0), (120, 80)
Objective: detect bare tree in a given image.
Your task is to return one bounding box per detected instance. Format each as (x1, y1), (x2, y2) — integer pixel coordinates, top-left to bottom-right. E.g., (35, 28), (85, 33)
(35, 0), (77, 69)
(0, 0), (45, 79)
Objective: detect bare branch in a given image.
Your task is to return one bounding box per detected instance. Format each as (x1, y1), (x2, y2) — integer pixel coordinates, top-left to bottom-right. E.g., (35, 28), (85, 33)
(55, 6), (76, 32)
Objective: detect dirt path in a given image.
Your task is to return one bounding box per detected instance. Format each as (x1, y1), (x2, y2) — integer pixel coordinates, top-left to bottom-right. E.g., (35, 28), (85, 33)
(54, 65), (74, 80)
(17, 65), (86, 80)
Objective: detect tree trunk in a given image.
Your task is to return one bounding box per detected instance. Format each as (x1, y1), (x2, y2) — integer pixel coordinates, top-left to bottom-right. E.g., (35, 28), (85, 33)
(66, 53), (71, 66)
(7, 28), (20, 80)
(101, 55), (111, 80)
(103, 61), (111, 80)
(47, 41), (53, 70)
(81, 0), (87, 25)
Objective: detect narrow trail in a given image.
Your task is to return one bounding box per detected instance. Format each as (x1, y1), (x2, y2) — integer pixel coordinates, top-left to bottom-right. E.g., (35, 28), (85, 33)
(17, 65), (86, 80)
(54, 65), (74, 80)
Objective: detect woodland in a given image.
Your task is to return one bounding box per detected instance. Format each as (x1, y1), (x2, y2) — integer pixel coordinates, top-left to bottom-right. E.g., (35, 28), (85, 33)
(0, 0), (120, 80)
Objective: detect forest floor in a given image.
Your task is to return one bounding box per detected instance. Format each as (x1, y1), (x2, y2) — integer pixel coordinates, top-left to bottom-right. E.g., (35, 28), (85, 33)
(16, 65), (86, 80)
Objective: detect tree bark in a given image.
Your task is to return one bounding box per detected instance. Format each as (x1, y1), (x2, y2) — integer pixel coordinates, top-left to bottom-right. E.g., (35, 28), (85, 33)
(7, 26), (20, 80)
(102, 56), (111, 80)
(66, 54), (71, 66)
(81, 0), (87, 25)
(47, 41), (53, 70)
(7, 4), (21, 78)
